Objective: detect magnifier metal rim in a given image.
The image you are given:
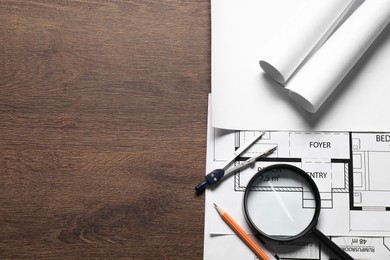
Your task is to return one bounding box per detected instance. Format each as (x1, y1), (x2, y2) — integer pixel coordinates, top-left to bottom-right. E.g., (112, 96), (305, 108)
(243, 164), (321, 242)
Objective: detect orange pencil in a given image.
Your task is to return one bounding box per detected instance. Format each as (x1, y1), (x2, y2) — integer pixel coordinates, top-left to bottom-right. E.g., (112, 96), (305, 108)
(214, 203), (270, 260)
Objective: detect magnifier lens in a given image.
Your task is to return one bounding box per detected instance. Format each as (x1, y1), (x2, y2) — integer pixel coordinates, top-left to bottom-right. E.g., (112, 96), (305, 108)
(245, 166), (317, 240)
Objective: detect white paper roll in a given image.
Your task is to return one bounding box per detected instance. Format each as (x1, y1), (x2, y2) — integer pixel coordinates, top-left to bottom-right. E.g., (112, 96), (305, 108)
(288, 0), (390, 113)
(259, 0), (354, 84)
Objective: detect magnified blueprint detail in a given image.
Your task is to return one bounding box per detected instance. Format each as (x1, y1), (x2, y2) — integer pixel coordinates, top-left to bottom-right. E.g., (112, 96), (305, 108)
(204, 129), (390, 260)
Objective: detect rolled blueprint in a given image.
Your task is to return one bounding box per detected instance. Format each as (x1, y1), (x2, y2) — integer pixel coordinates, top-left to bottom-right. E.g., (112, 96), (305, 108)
(287, 0), (390, 113)
(259, 0), (354, 84)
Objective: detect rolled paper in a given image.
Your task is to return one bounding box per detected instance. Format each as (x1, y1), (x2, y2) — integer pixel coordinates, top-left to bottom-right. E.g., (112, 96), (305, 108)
(287, 0), (390, 113)
(259, 0), (354, 84)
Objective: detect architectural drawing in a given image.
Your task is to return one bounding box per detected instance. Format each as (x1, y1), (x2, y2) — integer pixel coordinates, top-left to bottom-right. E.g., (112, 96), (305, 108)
(205, 129), (390, 259)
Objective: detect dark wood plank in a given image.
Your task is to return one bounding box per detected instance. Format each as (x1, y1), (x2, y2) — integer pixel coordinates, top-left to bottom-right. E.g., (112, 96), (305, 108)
(0, 0), (210, 258)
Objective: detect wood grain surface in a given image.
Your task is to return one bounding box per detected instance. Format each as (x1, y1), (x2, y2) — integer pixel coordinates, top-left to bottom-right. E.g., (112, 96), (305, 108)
(0, 1), (210, 259)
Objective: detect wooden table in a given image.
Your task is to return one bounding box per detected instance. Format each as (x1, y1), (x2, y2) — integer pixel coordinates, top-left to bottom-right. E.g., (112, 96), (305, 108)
(0, 1), (209, 258)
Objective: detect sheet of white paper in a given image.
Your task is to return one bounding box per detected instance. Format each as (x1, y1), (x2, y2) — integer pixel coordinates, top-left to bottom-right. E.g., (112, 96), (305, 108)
(259, 0), (354, 84)
(288, 0), (390, 112)
(211, 0), (390, 131)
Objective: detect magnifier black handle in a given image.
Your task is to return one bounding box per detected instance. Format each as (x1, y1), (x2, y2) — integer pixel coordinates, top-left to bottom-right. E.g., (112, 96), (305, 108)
(312, 228), (354, 260)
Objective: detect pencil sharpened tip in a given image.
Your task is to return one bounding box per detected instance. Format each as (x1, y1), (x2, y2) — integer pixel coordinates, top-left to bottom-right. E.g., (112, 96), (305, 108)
(213, 203), (224, 215)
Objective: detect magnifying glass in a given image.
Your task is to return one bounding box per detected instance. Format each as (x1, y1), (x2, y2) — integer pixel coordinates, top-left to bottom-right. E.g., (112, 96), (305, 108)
(243, 164), (354, 260)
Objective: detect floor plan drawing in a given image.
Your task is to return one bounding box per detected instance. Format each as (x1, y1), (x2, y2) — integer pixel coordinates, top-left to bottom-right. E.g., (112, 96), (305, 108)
(204, 128), (390, 259)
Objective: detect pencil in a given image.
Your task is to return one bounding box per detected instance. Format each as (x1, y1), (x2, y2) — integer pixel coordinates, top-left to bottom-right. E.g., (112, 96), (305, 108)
(214, 203), (270, 260)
